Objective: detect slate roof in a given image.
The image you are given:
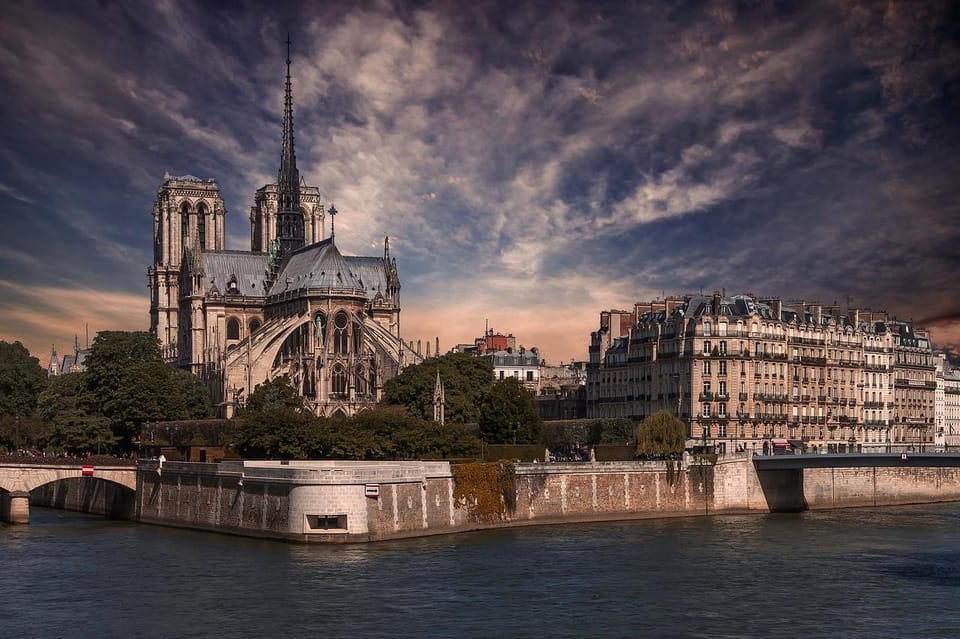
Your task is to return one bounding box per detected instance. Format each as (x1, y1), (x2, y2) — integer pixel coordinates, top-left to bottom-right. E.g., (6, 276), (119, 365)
(268, 239), (387, 299)
(201, 251), (269, 297)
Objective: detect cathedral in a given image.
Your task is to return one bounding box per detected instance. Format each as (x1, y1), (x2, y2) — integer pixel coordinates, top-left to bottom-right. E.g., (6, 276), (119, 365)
(148, 41), (420, 418)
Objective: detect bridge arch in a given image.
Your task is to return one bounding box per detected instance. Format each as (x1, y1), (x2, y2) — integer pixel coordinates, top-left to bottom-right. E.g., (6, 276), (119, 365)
(0, 464), (137, 524)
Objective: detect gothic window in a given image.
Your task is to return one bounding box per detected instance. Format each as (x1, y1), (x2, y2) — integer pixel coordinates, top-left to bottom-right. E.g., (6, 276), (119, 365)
(180, 202), (190, 244)
(226, 317), (240, 340)
(332, 363), (347, 396)
(314, 313), (326, 345)
(355, 365), (366, 395)
(197, 203), (207, 249)
(333, 311), (348, 353)
(249, 318), (261, 334)
(369, 365), (377, 392)
(352, 321), (363, 353)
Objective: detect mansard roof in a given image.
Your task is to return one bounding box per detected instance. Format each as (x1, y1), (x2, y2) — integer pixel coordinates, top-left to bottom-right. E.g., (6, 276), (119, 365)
(201, 251), (268, 297)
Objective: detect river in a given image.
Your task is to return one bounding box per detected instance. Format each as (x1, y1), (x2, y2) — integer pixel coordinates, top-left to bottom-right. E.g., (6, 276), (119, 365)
(2, 504), (959, 638)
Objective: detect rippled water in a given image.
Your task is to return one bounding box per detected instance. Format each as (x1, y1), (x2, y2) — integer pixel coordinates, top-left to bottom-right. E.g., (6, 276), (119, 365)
(2, 504), (960, 638)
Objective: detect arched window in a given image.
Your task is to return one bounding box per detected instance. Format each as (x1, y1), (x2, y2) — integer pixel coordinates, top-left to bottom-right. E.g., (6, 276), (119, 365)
(249, 318), (261, 334)
(226, 317), (240, 340)
(352, 321), (363, 353)
(197, 202), (207, 249)
(355, 365), (366, 395)
(333, 311), (348, 353)
(332, 363), (347, 396)
(314, 313), (326, 345)
(180, 202), (190, 244)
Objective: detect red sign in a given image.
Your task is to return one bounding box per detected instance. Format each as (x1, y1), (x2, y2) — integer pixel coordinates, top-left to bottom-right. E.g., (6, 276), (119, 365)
(81, 465), (94, 476)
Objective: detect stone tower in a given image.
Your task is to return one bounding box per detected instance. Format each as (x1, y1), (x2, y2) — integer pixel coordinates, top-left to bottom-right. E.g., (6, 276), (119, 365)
(148, 174), (225, 352)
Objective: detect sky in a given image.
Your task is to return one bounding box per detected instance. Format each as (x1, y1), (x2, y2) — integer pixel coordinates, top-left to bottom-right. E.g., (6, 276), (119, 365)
(1, 0), (959, 367)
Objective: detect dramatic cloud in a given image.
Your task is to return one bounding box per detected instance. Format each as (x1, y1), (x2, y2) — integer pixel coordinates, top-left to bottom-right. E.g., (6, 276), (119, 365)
(1, 0), (958, 366)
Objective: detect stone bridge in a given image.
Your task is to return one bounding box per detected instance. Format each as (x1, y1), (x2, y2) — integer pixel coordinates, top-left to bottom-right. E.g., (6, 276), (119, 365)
(0, 463), (137, 524)
(749, 453), (960, 512)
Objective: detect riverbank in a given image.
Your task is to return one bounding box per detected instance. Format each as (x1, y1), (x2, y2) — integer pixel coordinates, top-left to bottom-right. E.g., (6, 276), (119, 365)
(133, 455), (960, 542)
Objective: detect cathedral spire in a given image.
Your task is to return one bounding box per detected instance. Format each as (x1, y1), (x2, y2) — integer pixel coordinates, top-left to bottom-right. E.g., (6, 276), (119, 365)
(276, 33), (304, 258)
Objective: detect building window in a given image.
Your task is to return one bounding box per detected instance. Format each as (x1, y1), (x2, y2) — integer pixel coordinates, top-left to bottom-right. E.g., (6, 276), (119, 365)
(703, 340), (712, 355)
(703, 360), (711, 375)
(719, 360), (727, 375)
(703, 381), (711, 395)
(333, 311), (348, 353)
(719, 403), (727, 417)
(719, 341), (727, 355)
(526, 371), (534, 382)
(704, 323), (712, 336)
(197, 203), (207, 249)
(499, 370), (504, 380)
(249, 318), (261, 334)
(703, 404), (711, 418)
(226, 317), (240, 340)
(332, 364), (347, 396)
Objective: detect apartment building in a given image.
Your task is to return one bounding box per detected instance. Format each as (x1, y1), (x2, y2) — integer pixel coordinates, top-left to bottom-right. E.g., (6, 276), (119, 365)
(587, 292), (934, 454)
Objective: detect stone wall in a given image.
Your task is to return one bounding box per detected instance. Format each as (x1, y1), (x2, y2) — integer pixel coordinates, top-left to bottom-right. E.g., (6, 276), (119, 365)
(803, 466), (960, 509)
(133, 457), (960, 543)
(30, 478), (136, 519)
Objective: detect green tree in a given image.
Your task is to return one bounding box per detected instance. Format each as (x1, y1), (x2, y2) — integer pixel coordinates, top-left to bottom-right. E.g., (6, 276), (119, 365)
(382, 352), (494, 423)
(232, 406), (316, 459)
(0, 340), (47, 419)
(241, 375), (304, 413)
(231, 376), (311, 459)
(635, 410), (686, 458)
(83, 331), (211, 449)
(478, 378), (542, 444)
(37, 374), (116, 454)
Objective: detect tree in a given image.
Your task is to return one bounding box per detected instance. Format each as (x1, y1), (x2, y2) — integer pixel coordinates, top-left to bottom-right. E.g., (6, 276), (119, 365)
(0, 340), (47, 419)
(231, 376), (311, 459)
(478, 378), (542, 444)
(83, 331), (211, 449)
(382, 352), (494, 423)
(240, 375), (304, 413)
(37, 374), (116, 454)
(635, 410), (686, 458)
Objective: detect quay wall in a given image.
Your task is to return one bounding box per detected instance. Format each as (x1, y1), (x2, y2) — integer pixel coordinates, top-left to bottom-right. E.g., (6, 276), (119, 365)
(134, 457), (960, 542)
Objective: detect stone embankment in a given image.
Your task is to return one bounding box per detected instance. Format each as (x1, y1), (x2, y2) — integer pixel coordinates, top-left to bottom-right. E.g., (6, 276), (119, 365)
(134, 455), (960, 542)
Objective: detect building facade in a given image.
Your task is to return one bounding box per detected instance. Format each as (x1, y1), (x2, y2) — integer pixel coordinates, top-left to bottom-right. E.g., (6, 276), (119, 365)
(587, 293), (934, 454)
(147, 42), (419, 418)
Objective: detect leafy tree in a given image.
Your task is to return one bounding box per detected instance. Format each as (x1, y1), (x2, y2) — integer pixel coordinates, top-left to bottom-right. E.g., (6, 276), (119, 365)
(232, 406), (316, 459)
(231, 376), (310, 459)
(241, 375), (304, 413)
(635, 410), (686, 458)
(84, 331), (163, 396)
(382, 352), (494, 423)
(0, 340), (47, 418)
(37, 373), (115, 453)
(83, 331), (211, 449)
(478, 378), (542, 444)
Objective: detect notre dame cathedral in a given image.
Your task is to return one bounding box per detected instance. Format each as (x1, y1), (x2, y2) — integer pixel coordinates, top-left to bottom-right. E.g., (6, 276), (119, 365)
(148, 41), (420, 418)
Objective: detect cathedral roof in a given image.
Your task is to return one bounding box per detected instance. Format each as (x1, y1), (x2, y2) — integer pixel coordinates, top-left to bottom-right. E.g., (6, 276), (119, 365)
(201, 251), (269, 297)
(270, 238), (374, 296)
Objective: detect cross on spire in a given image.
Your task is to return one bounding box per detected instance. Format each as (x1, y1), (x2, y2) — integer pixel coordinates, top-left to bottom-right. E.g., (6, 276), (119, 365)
(328, 204), (338, 240)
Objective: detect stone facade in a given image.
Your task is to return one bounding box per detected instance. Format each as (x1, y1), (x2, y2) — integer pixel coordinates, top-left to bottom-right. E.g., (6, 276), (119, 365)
(147, 45), (420, 418)
(587, 293), (935, 455)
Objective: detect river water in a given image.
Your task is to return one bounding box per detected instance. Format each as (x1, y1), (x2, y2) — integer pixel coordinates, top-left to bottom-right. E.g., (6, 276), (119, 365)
(2, 504), (960, 638)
